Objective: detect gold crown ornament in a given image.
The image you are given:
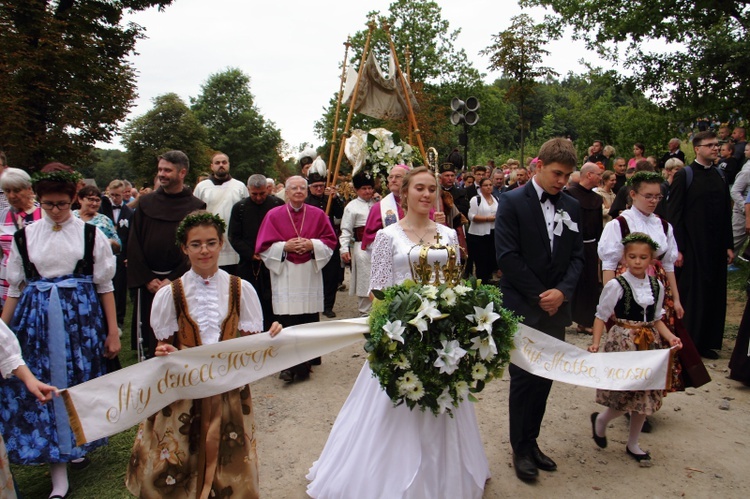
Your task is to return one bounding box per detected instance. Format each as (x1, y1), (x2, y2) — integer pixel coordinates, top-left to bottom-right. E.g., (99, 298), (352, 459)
(408, 232), (465, 287)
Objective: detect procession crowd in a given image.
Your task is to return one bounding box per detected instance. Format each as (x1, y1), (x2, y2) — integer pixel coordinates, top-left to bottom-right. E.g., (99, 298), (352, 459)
(0, 127), (748, 498)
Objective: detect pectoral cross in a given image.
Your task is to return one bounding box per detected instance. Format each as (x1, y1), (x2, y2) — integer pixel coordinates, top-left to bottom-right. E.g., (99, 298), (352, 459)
(433, 232), (442, 246)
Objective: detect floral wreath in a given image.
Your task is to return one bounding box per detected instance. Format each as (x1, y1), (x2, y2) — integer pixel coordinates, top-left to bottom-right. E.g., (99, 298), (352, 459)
(176, 211), (226, 246)
(345, 128), (423, 178)
(31, 170), (83, 186)
(621, 232), (660, 251)
(626, 171), (662, 186)
(366, 278), (517, 416)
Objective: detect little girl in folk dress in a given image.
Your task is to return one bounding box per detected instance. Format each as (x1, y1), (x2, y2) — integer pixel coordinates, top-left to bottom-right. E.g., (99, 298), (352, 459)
(588, 233), (682, 466)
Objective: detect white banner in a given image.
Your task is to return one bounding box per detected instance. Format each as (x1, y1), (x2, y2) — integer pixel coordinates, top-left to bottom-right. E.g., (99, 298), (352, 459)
(510, 324), (673, 391)
(62, 318), (368, 445)
(62, 319), (673, 444)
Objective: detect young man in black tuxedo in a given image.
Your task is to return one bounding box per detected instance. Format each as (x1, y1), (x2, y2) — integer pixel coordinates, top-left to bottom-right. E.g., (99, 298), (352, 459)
(106, 179), (135, 329)
(495, 138), (584, 481)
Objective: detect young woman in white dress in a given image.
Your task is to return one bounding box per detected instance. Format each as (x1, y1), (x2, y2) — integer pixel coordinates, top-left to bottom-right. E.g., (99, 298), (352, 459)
(307, 167), (490, 499)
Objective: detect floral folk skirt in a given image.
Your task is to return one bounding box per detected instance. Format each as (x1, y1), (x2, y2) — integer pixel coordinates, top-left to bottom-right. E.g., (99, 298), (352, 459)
(0, 274), (107, 464)
(126, 385), (259, 499)
(595, 321), (664, 415)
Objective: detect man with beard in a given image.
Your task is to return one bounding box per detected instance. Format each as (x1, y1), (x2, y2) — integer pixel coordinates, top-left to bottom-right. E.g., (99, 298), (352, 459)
(340, 173), (376, 316)
(668, 131), (733, 359)
(193, 152), (248, 274)
(228, 173), (284, 330)
(611, 157), (627, 194)
(128, 150), (205, 359)
(305, 168), (345, 318)
(256, 176), (337, 382)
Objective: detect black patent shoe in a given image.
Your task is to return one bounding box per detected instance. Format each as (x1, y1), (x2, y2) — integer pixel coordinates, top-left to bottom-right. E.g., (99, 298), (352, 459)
(591, 413), (607, 448)
(626, 447), (652, 467)
(279, 369), (294, 382)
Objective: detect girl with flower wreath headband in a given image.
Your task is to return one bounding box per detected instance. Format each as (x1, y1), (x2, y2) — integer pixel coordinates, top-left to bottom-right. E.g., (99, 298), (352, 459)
(126, 210), (281, 498)
(0, 162), (120, 499)
(589, 232), (683, 466)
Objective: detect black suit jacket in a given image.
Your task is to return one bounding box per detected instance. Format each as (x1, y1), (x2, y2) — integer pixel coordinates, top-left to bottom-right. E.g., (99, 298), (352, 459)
(110, 203), (134, 259)
(494, 181), (584, 336)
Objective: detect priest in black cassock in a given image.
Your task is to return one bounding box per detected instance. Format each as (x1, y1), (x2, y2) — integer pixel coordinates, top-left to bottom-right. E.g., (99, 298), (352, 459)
(667, 131), (733, 359)
(127, 151), (205, 359)
(565, 163), (604, 333)
(228, 173), (284, 330)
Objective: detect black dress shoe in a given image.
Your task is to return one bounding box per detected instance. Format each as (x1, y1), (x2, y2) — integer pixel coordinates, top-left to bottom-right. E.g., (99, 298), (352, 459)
(309, 357), (322, 366)
(279, 369), (294, 382)
(591, 412), (607, 448)
(70, 456), (90, 470)
(322, 309), (336, 318)
(626, 446), (652, 467)
(531, 446), (557, 471)
(641, 417), (653, 433)
(512, 453), (539, 481)
(699, 349), (719, 359)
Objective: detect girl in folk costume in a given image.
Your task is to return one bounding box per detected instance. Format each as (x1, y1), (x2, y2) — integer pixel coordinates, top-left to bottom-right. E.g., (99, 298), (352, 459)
(126, 211), (281, 499)
(588, 233), (682, 466)
(0, 164), (119, 499)
(0, 321), (58, 499)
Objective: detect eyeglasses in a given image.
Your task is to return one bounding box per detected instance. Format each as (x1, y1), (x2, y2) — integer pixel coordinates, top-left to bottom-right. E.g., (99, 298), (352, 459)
(698, 142), (719, 149)
(84, 197), (101, 204)
(40, 201), (71, 211)
(186, 240), (221, 252)
(309, 184), (325, 189)
(388, 175), (404, 181)
(636, 193), (664, 202)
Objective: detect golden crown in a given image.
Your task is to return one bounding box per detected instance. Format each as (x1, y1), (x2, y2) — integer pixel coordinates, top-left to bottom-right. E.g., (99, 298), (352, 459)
(408, 232), (465, 287)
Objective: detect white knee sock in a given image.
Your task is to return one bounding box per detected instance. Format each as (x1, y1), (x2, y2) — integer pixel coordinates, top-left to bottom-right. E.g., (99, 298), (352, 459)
(627, 412), (647, 454)
(596, 408), (625, 437)
(49, 463), (69, 498)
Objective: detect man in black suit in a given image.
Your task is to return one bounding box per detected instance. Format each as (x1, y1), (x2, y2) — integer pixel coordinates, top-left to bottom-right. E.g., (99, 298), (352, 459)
(439, 163), (469, 216)
(106, 179), (134, 329)
(659, 138), (686, 171)
(495, 137), (584, 481)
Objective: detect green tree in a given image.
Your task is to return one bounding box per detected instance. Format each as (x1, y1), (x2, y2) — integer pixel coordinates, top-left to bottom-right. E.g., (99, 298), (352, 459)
(521, 0), (750, 121)
(480, 14), (558, 161)
(191, 68), (282, 181)
(121, 93), (211, 186)
(0, 0), (173, 171)
(78, 148), (132, 188)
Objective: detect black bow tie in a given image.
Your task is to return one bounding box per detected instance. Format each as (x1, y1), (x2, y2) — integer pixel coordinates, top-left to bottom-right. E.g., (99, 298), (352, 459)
(540, 191), (561, 205)
(112, 206), (121, 210)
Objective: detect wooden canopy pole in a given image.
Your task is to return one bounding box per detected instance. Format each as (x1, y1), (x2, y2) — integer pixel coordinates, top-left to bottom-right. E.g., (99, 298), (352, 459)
(404, 44), (413, 145)
(326, 37), (351, 188)
(326, 20), (376, 215)
(382, 22), (427, 163)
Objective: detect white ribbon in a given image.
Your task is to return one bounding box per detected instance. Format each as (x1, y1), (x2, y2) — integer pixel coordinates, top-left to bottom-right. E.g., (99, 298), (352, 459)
(553, 209), (579, 236)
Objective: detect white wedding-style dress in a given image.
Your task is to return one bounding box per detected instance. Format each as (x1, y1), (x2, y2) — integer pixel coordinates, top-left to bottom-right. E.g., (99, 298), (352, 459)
(306, 223), (490, 499)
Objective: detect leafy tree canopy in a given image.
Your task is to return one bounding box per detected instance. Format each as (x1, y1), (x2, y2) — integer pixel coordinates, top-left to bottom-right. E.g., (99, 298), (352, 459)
(0, 0), (174, 171)
(121, 93), (211, 187)
(191, 68), (282, 182)
(521, 0), (750, 121)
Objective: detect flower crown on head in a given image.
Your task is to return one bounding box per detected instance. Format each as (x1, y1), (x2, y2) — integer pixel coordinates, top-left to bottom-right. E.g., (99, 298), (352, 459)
(31, 170), (83, 186)
(626, 171), (662, 187)
(621, 232), (660, 251)
(176, 211), (226, 246)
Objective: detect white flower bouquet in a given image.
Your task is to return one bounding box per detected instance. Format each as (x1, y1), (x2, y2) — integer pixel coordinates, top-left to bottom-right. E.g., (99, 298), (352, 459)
(345, 127), (423, 177)
(366, 278), (518, 416)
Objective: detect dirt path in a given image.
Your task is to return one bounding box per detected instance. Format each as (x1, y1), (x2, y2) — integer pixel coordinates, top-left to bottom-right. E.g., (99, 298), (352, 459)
(251, 280), (750, 498)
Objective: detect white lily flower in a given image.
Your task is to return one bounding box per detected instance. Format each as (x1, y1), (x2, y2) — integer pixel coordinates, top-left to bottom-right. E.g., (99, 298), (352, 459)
(434, 339), (467, 375)
(408, 316), (428, 333)
(382, 319), (406, 344)
(421, 285), (438, 300)
(416, 298), (442, 322)
(467, 302), (501, 333)
(470, 334), (498, 360)
(436, 387), (453, 414)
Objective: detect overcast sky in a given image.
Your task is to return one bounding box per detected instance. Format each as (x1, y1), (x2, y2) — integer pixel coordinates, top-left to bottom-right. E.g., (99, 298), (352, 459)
(106, 0), (608, 156)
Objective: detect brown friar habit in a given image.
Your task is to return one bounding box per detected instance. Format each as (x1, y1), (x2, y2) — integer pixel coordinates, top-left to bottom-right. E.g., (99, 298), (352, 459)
(127, 186), (206, 357)
(565, 183), (603, 328)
